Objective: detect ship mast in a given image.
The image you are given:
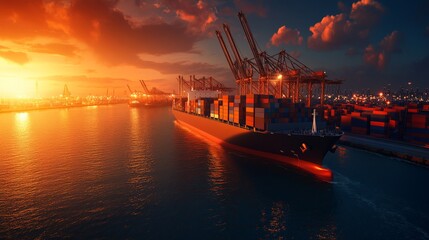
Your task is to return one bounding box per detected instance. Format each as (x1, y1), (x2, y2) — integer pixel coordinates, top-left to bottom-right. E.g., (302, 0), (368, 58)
(312, 109), (317, 134)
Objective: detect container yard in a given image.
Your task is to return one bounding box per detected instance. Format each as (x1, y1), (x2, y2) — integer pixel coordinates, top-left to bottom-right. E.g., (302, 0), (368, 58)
(324, 103), (429, 146)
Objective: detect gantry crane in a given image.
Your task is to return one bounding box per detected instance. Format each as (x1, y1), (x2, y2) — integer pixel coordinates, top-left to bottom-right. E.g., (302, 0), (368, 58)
(177, 75), (234, 98)
(215, 11), (343, 107)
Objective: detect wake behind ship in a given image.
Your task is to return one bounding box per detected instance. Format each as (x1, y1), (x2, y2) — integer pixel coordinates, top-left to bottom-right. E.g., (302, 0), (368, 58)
(172, 92), (343, 181)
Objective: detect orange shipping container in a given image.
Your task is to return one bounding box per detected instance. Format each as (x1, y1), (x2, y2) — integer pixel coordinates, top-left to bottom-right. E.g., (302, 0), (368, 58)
(351, 112), (361, 117)
(370, 121), (387, 127)
(373, 110), (388, 115)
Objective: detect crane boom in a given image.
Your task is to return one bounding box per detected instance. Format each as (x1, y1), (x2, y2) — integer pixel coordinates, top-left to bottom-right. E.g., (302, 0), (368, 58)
(216, 30), (239, 80)
(223, 23), (248, 79)
(127, 84), (133, 93)
(139, 80), (150, 94)
(238, 11), (266, 77)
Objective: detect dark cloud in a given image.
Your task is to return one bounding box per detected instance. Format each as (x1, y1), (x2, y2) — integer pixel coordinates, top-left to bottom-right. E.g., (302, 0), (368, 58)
(363, 31), (401, 69)
(289, 50), (301, 59)
(0, 50), (30, 65)
(346, 47), (360, 56)
(233, 0), (267, 17)
(67, 0), (206, 68)
(363, 45), (384, 69)
(153, 0), (218, 33)
(308, 0), (384, 51)
(349, 0), (383, 28)
(379, 31), (401, 53)
(270, 26), (303, 46)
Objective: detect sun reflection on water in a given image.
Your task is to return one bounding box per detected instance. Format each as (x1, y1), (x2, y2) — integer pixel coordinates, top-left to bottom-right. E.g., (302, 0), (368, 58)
(15, 112), (29, 132)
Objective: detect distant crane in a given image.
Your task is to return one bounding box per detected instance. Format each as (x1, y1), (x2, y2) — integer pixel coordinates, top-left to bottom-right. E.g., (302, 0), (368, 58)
(139, 80), (150, 94)
(63, 84), (71, 97)
(177, 75), (234, 98)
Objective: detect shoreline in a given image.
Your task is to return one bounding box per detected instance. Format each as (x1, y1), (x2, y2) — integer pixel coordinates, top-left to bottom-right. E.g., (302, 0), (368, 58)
(338, 133), (429, 167)
(0, 102), (128, 114)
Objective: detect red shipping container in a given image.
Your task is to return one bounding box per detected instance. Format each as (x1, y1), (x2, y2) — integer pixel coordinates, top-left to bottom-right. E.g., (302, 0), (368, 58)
(389, 119), (398, 128)
(370, 121), (387, 127)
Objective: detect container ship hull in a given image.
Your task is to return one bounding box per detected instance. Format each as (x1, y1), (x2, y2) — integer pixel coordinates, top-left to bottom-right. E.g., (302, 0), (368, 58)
(173, 109), (341, 180)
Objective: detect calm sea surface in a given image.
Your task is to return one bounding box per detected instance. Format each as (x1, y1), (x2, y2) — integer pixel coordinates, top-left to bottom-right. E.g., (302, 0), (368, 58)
(0, 104), (428, 239)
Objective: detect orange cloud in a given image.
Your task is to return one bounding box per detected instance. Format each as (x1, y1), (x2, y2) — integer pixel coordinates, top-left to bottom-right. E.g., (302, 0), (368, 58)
(0, 0), (54, 40)
(363, 31), (401, 69)
(67, 0), (202, 67)
(141, 0), (218, 33)
(308, 0), (384, 50)
(0, 0), (215, 67)
(0, 50), (29, 65)
(308, 14), (352, 50)
(43, 0), (70, 35)
(28, 43), (78, 58)
(380, 31), (401, 53)
(364, 45), (384, 68)
(270, 26), (303, 46)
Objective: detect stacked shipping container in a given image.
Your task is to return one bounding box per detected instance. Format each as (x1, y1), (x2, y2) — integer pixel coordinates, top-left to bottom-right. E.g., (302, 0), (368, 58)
(333, 103), (429, 144)
(178, 94), (321, 132)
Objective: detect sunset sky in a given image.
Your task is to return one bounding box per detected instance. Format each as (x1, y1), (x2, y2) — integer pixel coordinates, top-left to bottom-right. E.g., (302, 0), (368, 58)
(0, 0), (428, 98)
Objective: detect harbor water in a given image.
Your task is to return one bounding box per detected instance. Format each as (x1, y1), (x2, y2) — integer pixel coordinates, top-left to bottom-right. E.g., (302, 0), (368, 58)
(0, 104), (428, 239)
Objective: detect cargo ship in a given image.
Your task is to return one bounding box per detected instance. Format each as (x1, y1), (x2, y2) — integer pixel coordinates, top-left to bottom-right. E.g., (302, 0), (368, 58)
(128, 98), (171, 107)
(172, 92), (343, 181)
(172, 12), (343, 180)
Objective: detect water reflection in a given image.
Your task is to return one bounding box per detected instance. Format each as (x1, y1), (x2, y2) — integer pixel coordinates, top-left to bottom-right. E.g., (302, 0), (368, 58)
(14, 112), (30, 145)
(15, 112), (29, 125)
(260, 202), (287, 239)
(127, 108), (154, 215)
(12, 112), (33, 168)
(207, 143), (227, 198)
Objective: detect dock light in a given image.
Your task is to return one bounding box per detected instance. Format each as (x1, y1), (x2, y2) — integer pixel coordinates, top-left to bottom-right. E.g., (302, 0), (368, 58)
(379, 92), (383, 97)
(277, 74), (283, 80)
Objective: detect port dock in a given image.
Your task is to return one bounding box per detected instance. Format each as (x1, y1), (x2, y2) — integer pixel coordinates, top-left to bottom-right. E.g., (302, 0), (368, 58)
(339, 133), (429, 166)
